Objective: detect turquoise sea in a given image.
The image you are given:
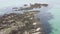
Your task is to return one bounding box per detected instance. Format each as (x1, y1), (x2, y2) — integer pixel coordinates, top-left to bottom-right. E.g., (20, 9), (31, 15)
(49, 4), (60, 34)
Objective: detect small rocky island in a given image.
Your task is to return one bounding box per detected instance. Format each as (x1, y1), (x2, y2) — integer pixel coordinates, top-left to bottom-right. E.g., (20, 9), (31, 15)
(0, 3), (48, 34)
(12, 3), (48, 11)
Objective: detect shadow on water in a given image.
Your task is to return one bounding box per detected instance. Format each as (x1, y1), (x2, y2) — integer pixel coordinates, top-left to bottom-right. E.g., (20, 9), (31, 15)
(37, 11), (54, 34)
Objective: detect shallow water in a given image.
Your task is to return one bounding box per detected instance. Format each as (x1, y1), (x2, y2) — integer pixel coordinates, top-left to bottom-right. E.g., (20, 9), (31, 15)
(48, 4), (60, 34)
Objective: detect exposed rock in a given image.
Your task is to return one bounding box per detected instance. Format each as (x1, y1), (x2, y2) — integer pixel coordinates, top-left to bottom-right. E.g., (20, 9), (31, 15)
(12, 3), (48, 11)
(0, 11), (44, 34)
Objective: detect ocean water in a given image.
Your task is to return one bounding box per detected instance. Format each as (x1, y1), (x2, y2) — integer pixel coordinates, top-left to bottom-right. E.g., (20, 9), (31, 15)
(0, 0), (60, 34)
(48, 4), (60, 34)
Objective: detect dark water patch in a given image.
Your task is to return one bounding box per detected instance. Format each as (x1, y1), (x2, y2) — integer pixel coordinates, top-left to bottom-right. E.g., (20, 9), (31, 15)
(37, 11), (54, 34)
